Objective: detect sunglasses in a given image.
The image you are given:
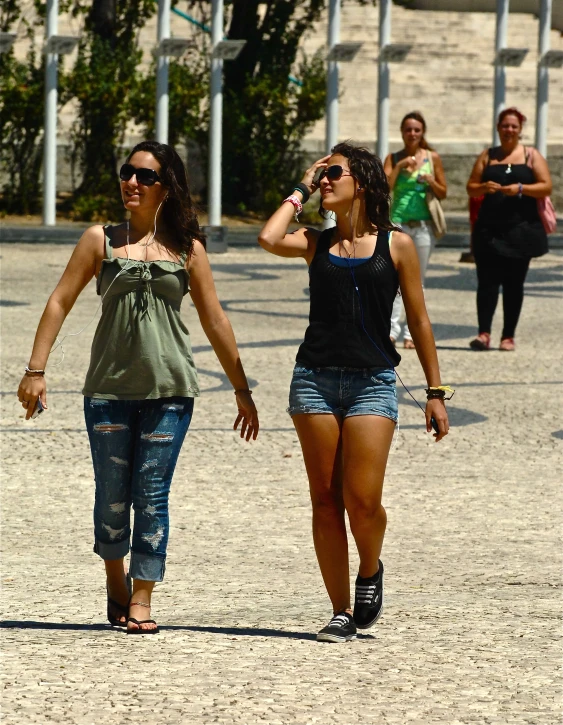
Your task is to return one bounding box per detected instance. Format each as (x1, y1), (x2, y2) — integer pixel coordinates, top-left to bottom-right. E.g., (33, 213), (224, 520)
(119, 163), (161, 186)
(317, 165), (354, 183)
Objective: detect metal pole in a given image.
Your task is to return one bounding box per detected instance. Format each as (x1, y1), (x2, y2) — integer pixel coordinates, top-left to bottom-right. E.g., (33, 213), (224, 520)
(535, 0), (551, 157)
(42, 0), (58, 226)
(208, 0), (223, 227)
(326, 0), (339, 155)
(377, 0), (391, 160)
(492, 0), (509, 146)
(155, 0), (171, 144)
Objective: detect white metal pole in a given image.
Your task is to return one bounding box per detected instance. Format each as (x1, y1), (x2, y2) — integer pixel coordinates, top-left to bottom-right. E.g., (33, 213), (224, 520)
(493, 0), (509, 146)
(377, 0), (391, 160)
(535, 0), (551, 157)
(208, 0), (223, 227)
(155, 0), (171, 144)
(42, 0), (58, 226)
(326, 0), (340, 155)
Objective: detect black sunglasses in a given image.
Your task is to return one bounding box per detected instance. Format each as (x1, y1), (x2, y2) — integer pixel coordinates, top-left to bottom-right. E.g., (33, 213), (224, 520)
(317, 165), (354, 183)
(119, 163), (161, 186)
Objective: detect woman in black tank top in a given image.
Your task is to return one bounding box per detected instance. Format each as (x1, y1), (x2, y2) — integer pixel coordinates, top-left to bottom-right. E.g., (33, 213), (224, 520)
(467, 108), (552, 352)
(259, 143), (450, 643)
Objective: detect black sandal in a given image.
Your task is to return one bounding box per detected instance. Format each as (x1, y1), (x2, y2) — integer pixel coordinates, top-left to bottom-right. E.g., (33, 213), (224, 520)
(106, 573), (132, 627)
(127, 601), (159, 634)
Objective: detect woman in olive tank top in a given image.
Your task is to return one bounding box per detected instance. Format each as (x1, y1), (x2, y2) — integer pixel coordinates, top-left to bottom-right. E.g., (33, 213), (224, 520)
(259, 143), (450, 643)
(17, 142), (259, 633)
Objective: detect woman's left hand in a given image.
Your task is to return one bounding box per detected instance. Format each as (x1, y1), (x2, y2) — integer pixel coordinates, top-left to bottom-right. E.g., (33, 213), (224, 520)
(233, 391), (259, 441)
(499, 184), (520, 196)
(418, 173), (434, 185)
(426, 398), (449, 442)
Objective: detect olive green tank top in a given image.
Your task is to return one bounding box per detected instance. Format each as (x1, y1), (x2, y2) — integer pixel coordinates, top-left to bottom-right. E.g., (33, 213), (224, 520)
(390, 155), (432, 223)
(82, 228), (200, 400)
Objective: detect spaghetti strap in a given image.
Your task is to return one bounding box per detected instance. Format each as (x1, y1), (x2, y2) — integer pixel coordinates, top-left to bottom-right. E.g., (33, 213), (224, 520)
(103, 226), (113, 260)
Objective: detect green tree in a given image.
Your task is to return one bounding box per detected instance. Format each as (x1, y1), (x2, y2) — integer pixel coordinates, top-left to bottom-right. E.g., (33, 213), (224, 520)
(0, 6), (46, 215)
(65, 0), (156, 220)
(220, 0), (327, 213)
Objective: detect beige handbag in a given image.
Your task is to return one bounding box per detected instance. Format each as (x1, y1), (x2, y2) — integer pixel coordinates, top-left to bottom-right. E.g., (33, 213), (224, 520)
(425, 152), (447, 239)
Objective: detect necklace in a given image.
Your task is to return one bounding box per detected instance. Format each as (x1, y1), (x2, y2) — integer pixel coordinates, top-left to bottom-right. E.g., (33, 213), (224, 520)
(338, 235), (357, 259)
(506, 163), (512, 174)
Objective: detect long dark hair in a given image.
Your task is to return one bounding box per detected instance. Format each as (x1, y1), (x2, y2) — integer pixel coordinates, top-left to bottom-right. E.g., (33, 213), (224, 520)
(126, 141), (206, 256)
(319, 142), (397, 232)
(400, 111), (432, 150)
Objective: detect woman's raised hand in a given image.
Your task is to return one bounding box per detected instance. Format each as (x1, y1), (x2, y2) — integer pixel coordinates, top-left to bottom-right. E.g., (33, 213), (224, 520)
(233, 390), (259, 442)
(300, 155), (331, 195)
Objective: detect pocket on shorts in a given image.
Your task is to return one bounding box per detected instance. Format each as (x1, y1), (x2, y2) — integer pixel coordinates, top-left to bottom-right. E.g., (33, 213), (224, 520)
(370, 369), (396, 387)
(293, 364), (313, 378)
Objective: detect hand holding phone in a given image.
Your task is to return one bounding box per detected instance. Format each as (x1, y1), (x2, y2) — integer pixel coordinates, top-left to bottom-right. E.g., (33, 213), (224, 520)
(30, 398), (45, 419)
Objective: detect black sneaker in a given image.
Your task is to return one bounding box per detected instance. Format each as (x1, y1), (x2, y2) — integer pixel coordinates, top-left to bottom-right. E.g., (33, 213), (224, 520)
(353, 560), (384, 629)
(316, 611), (357, 643)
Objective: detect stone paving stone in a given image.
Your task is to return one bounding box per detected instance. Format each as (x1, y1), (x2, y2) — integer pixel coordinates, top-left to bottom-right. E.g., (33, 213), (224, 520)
(1, 244), (562, 724)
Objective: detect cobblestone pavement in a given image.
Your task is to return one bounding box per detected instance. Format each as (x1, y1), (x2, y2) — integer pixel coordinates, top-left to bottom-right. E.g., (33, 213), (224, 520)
(1, 244), (561, 725)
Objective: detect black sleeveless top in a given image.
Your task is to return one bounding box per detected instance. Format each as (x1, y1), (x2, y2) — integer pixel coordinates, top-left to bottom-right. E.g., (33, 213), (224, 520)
(296, 228), (401, 369)
(476, 150), (542, 234)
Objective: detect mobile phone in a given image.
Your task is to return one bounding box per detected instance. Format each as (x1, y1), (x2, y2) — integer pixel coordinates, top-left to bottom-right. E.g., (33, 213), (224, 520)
(30, 398), (45, 419)
(313, 167), (324, 186)
(431, 416), (439, 434)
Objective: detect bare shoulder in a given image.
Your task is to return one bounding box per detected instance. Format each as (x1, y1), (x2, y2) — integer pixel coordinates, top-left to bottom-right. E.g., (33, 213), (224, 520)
(390, 230), (415, 251)
(186, 238), (209, 270)
(390, 230), (416, 268)
(79, 223), (106, 245)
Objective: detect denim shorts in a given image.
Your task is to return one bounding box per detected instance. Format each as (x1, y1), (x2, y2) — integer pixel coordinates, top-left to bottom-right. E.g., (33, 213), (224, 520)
(287, 364), (398, 422)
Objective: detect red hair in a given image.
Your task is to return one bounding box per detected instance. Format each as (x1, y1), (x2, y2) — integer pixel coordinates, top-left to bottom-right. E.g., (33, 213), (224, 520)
(498, 107), (527, 127)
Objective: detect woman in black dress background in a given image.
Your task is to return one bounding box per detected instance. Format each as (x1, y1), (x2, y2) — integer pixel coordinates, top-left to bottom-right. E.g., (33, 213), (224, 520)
(466, 108), (552, 351)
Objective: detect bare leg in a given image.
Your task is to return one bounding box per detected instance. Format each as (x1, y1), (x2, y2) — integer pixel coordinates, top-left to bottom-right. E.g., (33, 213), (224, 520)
(292, 413), (350, 613)
(105, 558), (130, 624)
(127, 580), (157, 632)
(342, 415), (396, 577)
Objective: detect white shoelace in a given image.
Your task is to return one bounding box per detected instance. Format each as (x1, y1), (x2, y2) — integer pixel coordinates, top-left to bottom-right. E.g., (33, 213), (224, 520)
(355, 583), (378, 605)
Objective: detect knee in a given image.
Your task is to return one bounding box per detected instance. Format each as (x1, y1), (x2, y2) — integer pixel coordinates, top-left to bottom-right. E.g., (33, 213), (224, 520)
(310, 485), (344, 518)
(347, 496), (386, 528)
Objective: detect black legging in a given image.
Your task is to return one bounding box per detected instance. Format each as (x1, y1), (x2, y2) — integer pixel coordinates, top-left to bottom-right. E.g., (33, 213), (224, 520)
(474, 245), (530, 339)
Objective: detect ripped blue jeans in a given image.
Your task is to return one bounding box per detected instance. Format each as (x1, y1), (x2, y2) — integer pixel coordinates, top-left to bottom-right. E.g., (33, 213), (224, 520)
(84, 396), (194, 582)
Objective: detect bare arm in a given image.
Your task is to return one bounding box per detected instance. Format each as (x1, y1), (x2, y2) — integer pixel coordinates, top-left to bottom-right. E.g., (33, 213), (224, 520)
(467, 150), (501, 197)
(188, 240), (259, 440)
(258, 154), (329, 263)
(391, 232), (449, 441)
(384, 151), (415, 190)
(422, 151), (447, 200)
(17, 225), (104, 419)
(514, 148), (552, 198)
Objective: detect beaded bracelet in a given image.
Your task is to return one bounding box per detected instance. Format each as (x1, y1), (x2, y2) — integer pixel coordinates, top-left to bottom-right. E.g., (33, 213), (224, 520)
(425, 385), (455, 401)
(25, 366), (45, 376)
(282, 195), (303, 221)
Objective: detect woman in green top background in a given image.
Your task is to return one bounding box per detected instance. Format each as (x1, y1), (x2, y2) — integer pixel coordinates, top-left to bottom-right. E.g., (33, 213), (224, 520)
(384, 111), (447, 349)
(17, 141), (259, 634)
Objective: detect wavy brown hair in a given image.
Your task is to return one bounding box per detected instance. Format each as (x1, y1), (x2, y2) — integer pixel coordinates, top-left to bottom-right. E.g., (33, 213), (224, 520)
(319, 142), (398, 232)
(127, 141), (206, 256)
(400, 111), (433, 150)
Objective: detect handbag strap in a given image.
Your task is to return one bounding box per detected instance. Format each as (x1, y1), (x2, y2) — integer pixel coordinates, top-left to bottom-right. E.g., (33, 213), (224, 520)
(524, 146), (534, 169)
(426, 149), (434, 175)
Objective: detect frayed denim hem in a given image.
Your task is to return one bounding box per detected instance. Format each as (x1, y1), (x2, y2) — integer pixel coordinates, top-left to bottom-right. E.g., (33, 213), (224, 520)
(93, 537), (130, 561)
(130, 551), (166, 582)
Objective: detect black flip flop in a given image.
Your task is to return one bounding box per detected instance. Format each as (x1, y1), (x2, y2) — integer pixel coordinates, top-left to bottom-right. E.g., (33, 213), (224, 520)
(106, 573), (132, 627)
(126, 617), (160, 634)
